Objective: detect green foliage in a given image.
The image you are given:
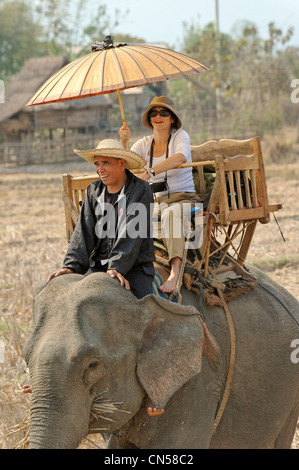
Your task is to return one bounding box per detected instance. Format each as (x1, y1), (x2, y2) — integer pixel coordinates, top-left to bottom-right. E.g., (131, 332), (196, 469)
(0, 0), (127, 79)
(0, 0), (47, 80)
(1, 2), (298, 138)
(169, 18), (299, 137)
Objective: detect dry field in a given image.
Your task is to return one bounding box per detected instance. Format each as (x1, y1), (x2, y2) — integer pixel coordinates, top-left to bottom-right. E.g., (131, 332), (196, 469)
(0, 157), (298, 449)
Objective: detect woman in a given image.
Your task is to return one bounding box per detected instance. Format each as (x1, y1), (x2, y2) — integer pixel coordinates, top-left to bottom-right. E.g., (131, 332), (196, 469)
(120, 96), (197, 294)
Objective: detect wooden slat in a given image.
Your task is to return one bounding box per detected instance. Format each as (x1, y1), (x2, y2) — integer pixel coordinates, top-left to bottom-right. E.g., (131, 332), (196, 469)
(190, 137), (256, 162)
(227, 206), (266, 222)
(250, 169), (258, 208)
(253, 137), (270, 223)
(74, 190), (80, 212)
(62, 190), (79, 224)
(243, 170), (252, 208)
(71, 175), (99, 190)
(134, 160), (217, 175)
(200, 174), (221, 264)
(234, 171), (244, 209)
(169, 160), (216, 169)
(222, 154), (259, 171)
(196, 166), (207, 197)
(227, 171), (237, 210)
(217, 138), (255, 157)
(218, 224), (241, 267)
(80, 189), (86, 202)
(269, 203), (282, 212)
(62, 174), (76, 242)
(215, 156), (229, 226)
(191, 141), (219, 162)
(237, 220), (258, 265)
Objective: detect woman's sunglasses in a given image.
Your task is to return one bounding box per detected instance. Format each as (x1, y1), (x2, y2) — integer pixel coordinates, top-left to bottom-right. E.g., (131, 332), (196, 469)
(149, 109), (171, 118)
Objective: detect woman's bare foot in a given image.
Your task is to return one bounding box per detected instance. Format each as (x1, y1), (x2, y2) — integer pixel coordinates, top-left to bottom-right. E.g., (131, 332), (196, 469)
(147, 398), (164, 417)
(159, 272), (179, 293)
(159, 256), (182, 293)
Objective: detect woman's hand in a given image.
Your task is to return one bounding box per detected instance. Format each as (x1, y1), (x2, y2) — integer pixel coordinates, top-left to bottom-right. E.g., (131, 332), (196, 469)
(137, 169), (151, 182)
(119, 124), (131, 148)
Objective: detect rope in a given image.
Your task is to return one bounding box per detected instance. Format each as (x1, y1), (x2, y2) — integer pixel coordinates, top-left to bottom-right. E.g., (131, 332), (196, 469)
(212, 277), (299, 434)
(212, 285), (236, 435)
(209, 219), (256, 261)
(155, 243), (236, 434)
(273, 213), (286, 242)
(154, 216), (237, 432)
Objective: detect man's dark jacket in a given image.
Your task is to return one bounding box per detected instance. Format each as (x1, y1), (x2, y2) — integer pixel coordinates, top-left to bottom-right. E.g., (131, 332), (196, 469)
(63, 170), (155, 275)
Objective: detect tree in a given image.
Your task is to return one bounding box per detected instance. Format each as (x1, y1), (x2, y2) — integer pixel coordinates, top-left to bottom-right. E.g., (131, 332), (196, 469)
(168, 18), (298, 138)
(0, 0), (132, 80)
(0, 0), (47, 80)
(33, 0), (73, 56)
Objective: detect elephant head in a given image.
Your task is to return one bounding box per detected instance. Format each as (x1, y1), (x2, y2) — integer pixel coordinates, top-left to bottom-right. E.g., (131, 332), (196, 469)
(23, 272), (218, 449)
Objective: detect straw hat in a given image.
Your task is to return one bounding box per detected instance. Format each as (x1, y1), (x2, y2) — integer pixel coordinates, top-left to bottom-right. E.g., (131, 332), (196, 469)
(141, 96), (182, 131)
(74, 139), (146, 170)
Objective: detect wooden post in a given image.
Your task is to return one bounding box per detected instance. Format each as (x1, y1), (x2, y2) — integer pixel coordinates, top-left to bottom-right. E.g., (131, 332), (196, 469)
(62, 174), (75, 242)
(253, 137), (270, 223)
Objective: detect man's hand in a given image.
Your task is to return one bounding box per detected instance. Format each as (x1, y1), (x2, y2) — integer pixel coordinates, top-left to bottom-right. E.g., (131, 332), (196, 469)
(107, 269), (130, 290)
(46, 268), (74, 283)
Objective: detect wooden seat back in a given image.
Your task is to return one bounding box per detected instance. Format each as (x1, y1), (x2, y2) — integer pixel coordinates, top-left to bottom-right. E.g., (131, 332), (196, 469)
(191, 136), (268, 204)
(214, 152), (267, 226)
(191, 137), (282, 274)
(62, 174), (99, 242)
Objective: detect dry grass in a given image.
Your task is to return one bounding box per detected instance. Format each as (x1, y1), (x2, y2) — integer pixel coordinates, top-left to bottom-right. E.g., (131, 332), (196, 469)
(0, 156), (298, 449)
(6, 395), (128, 449)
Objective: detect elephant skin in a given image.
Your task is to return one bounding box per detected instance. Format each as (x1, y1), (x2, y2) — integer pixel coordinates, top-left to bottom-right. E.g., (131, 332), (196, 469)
(23, 267), (299, 449)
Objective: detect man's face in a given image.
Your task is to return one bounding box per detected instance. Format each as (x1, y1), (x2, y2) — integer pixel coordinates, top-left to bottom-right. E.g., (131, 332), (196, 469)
(94, 155), (125, 187)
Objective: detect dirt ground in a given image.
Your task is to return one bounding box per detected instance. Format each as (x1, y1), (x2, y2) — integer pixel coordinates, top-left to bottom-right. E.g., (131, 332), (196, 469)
(0, 157), (298, 449)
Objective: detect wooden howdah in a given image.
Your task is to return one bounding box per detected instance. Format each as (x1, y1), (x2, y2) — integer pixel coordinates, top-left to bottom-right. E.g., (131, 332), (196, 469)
(61, 136), (282, 282)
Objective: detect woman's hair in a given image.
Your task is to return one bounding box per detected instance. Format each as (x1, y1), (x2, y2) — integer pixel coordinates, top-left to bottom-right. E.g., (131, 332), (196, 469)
(170, 112), (180, 131)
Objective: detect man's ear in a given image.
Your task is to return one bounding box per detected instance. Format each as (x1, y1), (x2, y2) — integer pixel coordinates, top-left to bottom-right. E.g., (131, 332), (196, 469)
(119, 158), (126, 169)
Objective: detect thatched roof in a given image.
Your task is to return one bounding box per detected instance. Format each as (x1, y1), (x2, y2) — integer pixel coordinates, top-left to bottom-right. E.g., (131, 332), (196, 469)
(0, 55), (112, 124)
(0, 56), (68, 123)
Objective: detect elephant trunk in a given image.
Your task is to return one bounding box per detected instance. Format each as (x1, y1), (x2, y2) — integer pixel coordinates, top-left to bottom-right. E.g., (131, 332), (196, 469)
(29, 407), (74, 449)
(29, 397), (90, 449)
(28, 369), (90, 449)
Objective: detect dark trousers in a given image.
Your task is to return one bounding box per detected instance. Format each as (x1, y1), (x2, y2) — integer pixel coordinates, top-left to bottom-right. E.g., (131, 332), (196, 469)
(90, 262), (154, 299)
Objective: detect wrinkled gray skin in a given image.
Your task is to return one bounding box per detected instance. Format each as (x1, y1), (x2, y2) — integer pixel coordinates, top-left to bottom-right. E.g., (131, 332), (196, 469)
(23, 267), (299, 449)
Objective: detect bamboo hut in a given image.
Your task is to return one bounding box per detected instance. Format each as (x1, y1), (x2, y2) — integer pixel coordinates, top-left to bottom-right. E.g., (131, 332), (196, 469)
(0, 56), (113, 165)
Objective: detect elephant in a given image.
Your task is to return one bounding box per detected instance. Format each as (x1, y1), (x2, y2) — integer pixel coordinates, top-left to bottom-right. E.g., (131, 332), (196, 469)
(23, 267), (299, 449)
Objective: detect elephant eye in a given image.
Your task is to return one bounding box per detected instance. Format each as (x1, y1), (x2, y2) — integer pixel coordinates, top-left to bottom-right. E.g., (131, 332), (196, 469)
(89, 360), (99, 370)
(84, 358), (103, 385)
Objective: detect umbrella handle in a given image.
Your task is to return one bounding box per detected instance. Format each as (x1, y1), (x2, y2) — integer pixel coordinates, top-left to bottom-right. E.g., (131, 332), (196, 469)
(117, 89), (129, 150)
(117, 89), (126, 124)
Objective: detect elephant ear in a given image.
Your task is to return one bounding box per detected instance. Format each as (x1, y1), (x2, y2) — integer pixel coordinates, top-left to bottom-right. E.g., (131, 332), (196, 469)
(136, 295), (219, 411)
